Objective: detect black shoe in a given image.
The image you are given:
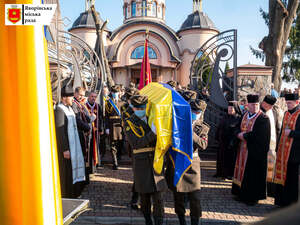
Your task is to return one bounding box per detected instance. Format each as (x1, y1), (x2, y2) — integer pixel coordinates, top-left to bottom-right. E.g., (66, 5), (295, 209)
(178, 215), (187, 225)
(191, 217), (199, 225)
(130, 202), (139, 210)
(96, 164), (104, 168)
(153, 217), (163, 225)
(233, 196), (243, 202)
(112, 165), (118, 170)
(144, 214), (153, 225)
(244, 200), (258, 206)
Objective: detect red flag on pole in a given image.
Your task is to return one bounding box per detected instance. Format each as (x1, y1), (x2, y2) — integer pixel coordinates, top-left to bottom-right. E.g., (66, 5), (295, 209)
(138, 37), (152, 90)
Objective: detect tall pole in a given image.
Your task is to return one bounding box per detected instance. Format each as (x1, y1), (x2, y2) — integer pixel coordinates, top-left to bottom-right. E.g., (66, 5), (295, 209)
(233, 29), (238, 101)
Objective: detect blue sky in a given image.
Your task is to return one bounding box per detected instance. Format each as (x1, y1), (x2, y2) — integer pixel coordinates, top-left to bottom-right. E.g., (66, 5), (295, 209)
(60, 0), (269, 66)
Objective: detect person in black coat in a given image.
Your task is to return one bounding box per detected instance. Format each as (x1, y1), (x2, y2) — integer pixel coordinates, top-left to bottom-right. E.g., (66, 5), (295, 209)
(274, 93), (300, 207)
(232, 94), (271, 206)
(215, 101), (241, 179)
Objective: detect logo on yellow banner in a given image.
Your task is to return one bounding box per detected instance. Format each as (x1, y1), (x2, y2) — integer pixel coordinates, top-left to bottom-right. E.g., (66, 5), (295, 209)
(7, 5), (22, 25)
(8, 7), (21, 24)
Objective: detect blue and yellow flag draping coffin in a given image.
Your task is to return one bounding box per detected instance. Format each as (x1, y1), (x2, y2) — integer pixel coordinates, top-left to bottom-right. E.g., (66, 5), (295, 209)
(140, 83), (193, 187)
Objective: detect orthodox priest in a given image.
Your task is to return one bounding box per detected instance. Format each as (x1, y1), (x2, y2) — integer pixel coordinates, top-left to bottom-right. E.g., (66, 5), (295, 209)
(85, 91), (103, 168)
(55, 83), (86, 198)
(274, 93), (300, 207)
(232, 94), (270, 205)
(260, 95), (279, 197)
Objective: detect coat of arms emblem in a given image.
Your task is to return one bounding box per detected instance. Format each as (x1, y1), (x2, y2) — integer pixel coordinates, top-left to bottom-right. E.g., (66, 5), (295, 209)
(8, 8), (21, 24)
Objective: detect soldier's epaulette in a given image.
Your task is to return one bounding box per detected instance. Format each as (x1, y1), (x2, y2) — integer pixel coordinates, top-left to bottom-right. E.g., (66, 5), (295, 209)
(125, 117), (145, 138)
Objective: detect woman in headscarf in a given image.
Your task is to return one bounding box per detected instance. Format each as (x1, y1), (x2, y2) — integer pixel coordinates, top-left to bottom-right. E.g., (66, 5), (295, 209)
(215, 101), (242, 179)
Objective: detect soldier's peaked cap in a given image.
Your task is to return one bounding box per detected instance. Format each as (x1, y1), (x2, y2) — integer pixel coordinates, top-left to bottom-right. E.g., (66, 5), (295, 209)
(111, 85), (120, 93)
(167, 80), (177, 88)
(130, 95), (148, 108)
(183, 90), (197, 101)
(190, 99), (207, 112)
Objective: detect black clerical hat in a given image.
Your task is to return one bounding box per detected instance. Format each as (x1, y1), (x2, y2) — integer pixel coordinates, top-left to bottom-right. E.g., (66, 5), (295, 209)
(247, 94), (259, 103)
(263, 95), (277, 105)
(285, 93), (299, 101)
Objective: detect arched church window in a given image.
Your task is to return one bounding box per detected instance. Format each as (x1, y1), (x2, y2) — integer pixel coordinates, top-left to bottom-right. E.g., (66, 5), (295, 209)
(142, 0), (147, 16)
(131, 46), (157, 59)
(124, 4), (128, 19)
(152, 1), (157, 17)
(131, 1), (136, 17)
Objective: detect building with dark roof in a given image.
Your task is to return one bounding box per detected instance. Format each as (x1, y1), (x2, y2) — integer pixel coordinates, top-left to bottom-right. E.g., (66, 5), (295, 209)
(69, 0), (219, 86)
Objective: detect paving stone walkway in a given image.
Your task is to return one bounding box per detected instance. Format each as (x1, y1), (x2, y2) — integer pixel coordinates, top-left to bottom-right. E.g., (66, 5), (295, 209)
(72, 157), (278, 225)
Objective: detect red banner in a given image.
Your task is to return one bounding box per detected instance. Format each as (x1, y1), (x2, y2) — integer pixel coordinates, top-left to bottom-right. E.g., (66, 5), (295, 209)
(138, 38), (152, 90)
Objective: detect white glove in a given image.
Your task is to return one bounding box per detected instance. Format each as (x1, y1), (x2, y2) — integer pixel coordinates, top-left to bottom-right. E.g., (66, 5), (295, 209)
(105, 129), (110, 135)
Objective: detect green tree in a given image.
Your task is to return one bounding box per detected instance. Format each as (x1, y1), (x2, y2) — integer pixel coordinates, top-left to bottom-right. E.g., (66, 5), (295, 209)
(224, 62), (230, 74)
(250, 0), (299, 91)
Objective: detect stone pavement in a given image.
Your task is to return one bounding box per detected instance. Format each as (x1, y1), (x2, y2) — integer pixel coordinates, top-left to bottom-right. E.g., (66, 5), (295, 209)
(72, 156), (278, 225)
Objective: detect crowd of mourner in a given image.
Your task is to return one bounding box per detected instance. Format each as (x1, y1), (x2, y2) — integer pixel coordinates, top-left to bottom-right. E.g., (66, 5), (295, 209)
(54, 79), (300, 225)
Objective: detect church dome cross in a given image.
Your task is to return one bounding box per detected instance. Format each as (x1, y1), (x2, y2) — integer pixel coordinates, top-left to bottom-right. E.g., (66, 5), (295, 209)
(193, 0), (203, 12)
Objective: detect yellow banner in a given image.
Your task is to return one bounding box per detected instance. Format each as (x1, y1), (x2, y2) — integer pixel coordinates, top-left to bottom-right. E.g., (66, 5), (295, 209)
(0, 0), (62, 224)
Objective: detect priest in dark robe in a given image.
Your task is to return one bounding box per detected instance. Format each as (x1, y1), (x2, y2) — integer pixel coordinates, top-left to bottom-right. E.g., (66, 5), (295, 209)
(85, 91), (104, 169)
(215, 101), (241, 179)
(232, 94), (270, 206)
(55, 83), (86, 198)
(274, 93), (300, 207)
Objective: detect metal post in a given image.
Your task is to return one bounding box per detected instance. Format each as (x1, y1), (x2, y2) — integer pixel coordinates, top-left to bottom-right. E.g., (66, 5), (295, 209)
(55, 6), (61, 103)
(233, 29), (238, 101)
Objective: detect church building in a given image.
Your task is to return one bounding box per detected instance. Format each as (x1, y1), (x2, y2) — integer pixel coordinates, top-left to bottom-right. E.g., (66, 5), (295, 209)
(69, 0), (218, 87)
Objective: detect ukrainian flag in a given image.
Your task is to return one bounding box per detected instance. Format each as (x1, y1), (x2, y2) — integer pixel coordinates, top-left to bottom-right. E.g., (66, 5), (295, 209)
(140, 83), (193, 187)
(0, 0), (62, 224)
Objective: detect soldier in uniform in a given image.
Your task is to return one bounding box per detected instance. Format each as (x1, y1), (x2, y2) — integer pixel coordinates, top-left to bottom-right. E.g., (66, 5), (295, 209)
(182, 90), (197, 103)
(166, 99), (210, 225)
(105, 85), (124, 170)
(123, 94), (167, 225)
(120, 87), (140, 209)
